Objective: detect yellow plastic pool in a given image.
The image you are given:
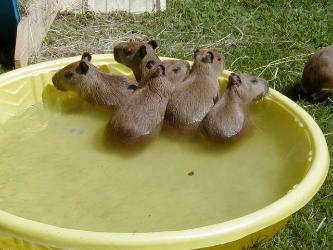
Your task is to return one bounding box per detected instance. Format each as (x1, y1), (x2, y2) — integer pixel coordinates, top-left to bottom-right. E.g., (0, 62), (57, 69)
(0, 55), (329, 250)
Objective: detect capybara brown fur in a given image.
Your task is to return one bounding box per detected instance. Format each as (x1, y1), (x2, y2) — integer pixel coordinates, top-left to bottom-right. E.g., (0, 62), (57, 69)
(105, 65), (174, 145)
(165, 49), (225, 131)
(113, 40), (160, 82)
(52, 52), (138, 110)
(201, 73), (269, 141)
(113, 40), (190, 84)
(301, 45), (333, 102)
(163, 59), (190, 84)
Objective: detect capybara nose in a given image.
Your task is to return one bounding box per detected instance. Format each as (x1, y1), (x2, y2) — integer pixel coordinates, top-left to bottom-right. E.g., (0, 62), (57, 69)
(52, 74), (66, 91)
(229, 73), (238, 82)
(52, 74), (58, 86)
(265, 82), (270, 95)
(113, 46), (122, 61)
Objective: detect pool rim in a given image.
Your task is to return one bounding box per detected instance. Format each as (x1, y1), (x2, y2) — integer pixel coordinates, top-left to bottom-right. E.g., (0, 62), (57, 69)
(0, 55), (329, 250)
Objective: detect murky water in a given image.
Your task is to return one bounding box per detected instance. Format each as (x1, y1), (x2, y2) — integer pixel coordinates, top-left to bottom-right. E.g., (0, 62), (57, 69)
(0, 86), (311, 232)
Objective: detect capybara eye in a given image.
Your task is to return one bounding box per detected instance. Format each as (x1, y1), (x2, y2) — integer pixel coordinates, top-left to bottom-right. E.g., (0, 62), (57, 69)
(173, 67), (180, 73)
(251, 79), (258, 84)
(64, 72), (74, 79)
(124, 48), (132, 56)
(218, 58), (222, 61)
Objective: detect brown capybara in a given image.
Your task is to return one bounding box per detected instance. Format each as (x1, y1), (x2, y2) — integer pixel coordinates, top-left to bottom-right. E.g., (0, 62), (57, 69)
(105, 65), (174, 145)
(52, 52), (138, 110)
(165, 49), (225, 131)
(113, 40), (190, 84)
(301, 45), (333, 102)
(201, 73), (269, 141)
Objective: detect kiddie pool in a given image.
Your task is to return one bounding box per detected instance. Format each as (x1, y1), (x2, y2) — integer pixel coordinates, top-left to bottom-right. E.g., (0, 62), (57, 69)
(0, 55), (329, 250)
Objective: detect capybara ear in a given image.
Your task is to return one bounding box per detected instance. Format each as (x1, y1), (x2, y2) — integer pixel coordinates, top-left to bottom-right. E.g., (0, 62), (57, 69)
(81, 52), (92, 62)
(139, 45), (147, 59)
(158, 64), (166, 76)
(202, 51), (214, 64)
(128, 84), (139, 91)
(146, 60), (156, 69)
(193, 48), (200, 58)
(229, 73), (242, 86)
(147, 40), (158, 50)
(79, 61), (89, 74)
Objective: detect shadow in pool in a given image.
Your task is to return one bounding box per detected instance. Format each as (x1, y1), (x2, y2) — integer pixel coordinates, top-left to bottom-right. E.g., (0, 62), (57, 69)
(90, 123), (241, 159)
(91, 125), (154, 158)
(169, 127), (257, 156)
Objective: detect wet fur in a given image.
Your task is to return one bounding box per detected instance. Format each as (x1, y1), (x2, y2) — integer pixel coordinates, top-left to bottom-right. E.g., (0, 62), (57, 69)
(301, 45), (333, 102)
(106, 65), (174, 145)
(201, 73), (269, 141)
(165, 49), (225, 131)
(52, 53), (138, 110)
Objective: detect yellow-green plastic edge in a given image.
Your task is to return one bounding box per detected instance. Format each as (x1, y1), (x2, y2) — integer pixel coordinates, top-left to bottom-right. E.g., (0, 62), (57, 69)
(0, 54), (330, 250)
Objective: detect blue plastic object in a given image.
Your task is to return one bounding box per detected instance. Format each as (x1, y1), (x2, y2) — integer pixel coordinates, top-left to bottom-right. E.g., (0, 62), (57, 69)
(0, 0), (20, 66)
(0, 0), (20, 39)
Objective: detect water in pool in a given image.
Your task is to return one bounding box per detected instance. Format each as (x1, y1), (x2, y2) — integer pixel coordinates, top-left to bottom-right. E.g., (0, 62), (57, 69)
(0, 86), (311, 232)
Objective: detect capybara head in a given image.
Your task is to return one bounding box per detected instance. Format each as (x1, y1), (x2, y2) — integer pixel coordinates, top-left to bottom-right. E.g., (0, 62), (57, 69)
(52, 52), (92, 92)
(228, 73), (269, 103)
(162, 60), (190, 84)
(149, 64), (166, 79)
(142, 63), (175, 98)
(113, 40), (160, 81)
(193, 49), (225, 75)
(141, 64), (166, 85)
(113, 40), (158, 64)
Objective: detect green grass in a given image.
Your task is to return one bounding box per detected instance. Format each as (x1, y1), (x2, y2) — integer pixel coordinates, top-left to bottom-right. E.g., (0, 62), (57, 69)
(2, 0), (333, 249)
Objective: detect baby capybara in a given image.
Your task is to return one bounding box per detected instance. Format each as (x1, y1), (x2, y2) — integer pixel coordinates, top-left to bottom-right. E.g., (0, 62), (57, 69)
(106, 64), (174, 145)
(52, 52), (138, 110)
(201, 73), (269, 141)
(165, 49), (225, 131)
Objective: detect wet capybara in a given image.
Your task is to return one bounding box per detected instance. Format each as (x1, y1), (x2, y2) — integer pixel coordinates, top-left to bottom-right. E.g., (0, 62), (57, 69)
(52, 52), (138, 110)
(165, 49), (225, 131)
(105, 65), (174, 145)
(201, 73), (269, 141)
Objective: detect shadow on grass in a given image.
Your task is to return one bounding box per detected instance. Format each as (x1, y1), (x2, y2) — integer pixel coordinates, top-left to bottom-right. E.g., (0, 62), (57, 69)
(282, 80), (333, 105)
(281, 80), (305, 101)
